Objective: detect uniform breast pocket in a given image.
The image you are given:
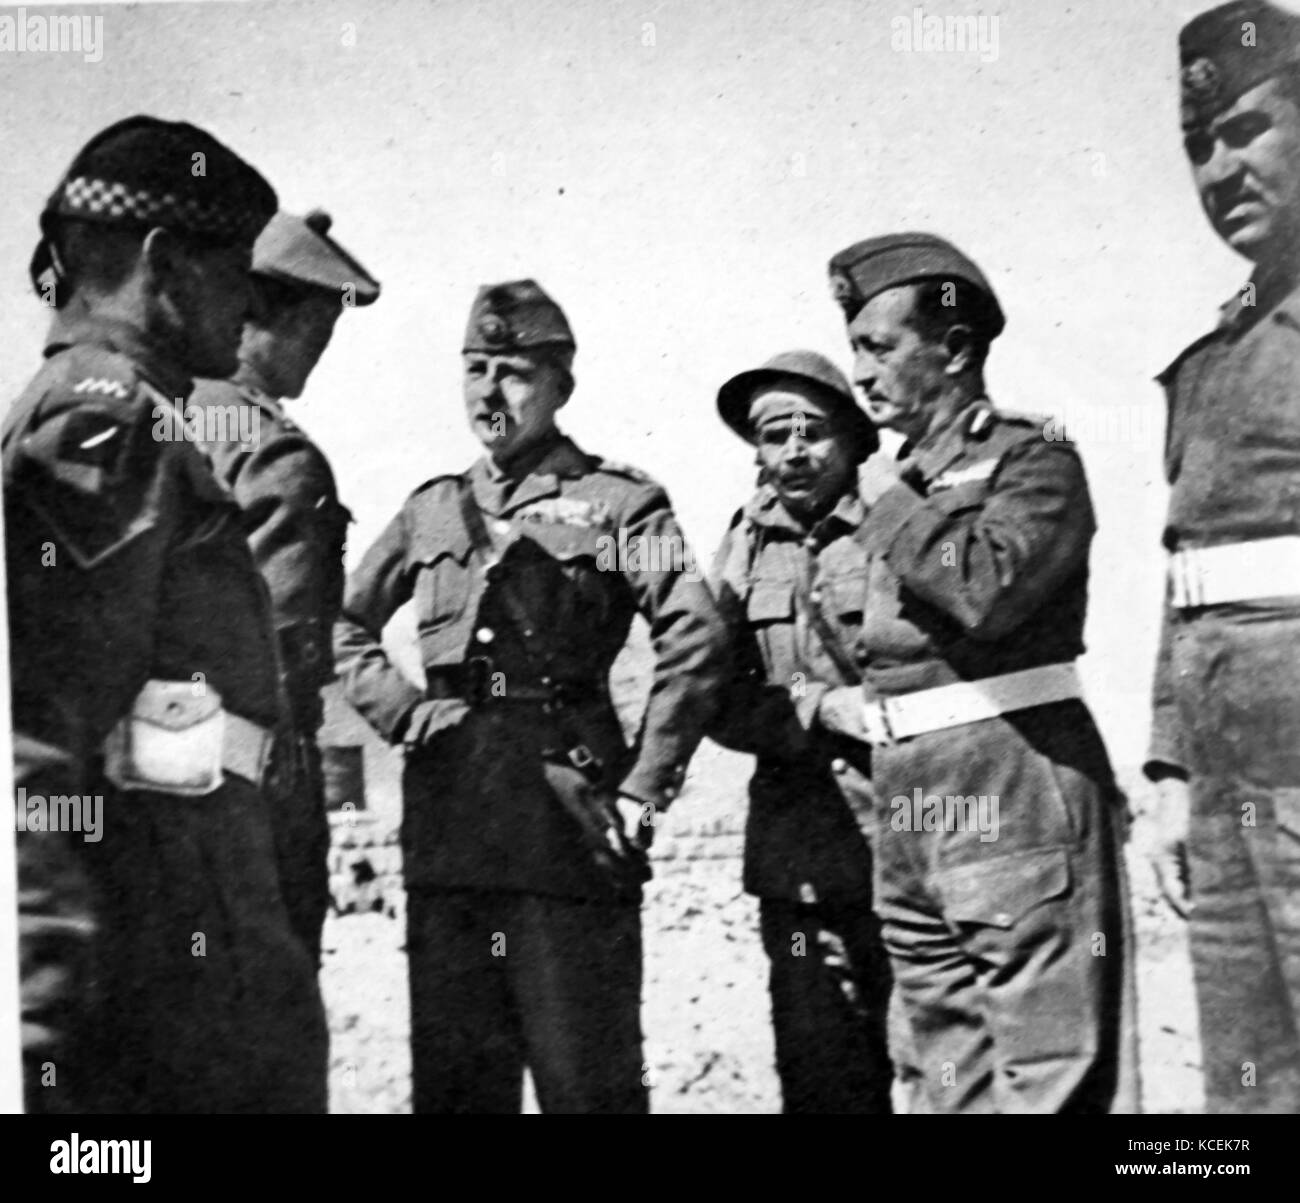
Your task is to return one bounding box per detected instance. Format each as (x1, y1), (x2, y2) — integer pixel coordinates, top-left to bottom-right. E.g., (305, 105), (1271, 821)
(822, 568), (868, 623)
(411, 549), (473, 631)
(746, 578), (794, 626)
(926, 478), (993, 516)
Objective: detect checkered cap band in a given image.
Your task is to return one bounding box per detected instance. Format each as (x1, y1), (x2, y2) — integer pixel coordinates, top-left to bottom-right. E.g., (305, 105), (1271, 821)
(59, 175), (266, 243)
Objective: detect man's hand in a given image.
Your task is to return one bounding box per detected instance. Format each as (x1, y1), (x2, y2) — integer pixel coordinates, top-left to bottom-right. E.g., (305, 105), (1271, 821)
(1143, 774), (1192, 920)
(858, 452), (904, 506)
(615, 794), (657, 851)
(816, 686), (869, 742)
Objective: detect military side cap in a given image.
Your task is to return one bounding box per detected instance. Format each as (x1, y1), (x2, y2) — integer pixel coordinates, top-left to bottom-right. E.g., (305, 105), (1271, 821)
(463, 279), (575, 353)
(717, 349), (879, 462)
(827, 231), (1005, 338)
(253, 209), (381, 306)
(1180, 1), (1300, 128)
(31, 114), (277, 291)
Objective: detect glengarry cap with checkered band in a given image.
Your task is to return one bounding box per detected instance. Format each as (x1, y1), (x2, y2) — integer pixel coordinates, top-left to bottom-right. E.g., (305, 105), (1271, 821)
(827, 231), (1005, 338)
(1180, 1), (1300, 130)
(252, 209), (381, 306)
(462, 279), (576, 354)
(31, 114), (277, 293)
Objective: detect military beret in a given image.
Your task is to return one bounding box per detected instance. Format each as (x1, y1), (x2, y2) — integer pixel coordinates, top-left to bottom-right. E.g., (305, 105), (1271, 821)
(827, 231), (1005, 338)
(31, 114), (276, 292)
(252, 209), (380, 306)
(462, 279), (575, 354)
(1179, 1), (1300, 129)
(717, 349), (879, 462)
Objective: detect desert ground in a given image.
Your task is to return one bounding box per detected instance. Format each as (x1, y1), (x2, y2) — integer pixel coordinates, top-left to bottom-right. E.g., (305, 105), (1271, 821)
(319, 632), (1202, 1114)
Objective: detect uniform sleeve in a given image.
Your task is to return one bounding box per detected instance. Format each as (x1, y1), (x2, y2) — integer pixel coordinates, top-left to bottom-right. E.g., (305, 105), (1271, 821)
(227, 432), (344, 728)
(705, 521), (817, 760)
(1144, 593), (1188, 780)
(612, 485), (730, 810)
(333, 505), (424, 742)
(865, 437), (1095, 641)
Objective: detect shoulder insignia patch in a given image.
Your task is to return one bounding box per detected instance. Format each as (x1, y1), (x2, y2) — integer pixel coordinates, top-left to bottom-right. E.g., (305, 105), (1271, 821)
(72, 377), (130, 400)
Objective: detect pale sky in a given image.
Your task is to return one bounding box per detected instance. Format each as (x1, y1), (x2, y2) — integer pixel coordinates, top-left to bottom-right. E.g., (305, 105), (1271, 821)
(0, 0), (1274, 768)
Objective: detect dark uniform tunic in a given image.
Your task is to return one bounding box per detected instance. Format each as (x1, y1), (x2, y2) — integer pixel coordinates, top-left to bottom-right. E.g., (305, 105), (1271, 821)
(710, 486), (893, 1113)
(335, 431), (726, 1112)
(192, 362), (351, 964)
(1149, 280), (1300, 1113)
(856, 398), (1137, 1113)
(4, 308), (328, 1112)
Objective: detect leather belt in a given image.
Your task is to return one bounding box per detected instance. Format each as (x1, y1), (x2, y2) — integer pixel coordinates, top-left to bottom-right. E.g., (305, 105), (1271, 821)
(425, 663), (604, 706)
(861, 662), (1084, 745)
(223, 710), (277, 785)
(1169, 536), (1300, 608)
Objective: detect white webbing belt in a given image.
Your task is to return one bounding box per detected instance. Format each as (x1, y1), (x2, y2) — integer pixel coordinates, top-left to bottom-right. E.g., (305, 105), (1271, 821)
(223, 711), (276, 785)
(861, 662), (1084, 745)
(1169, 536), (1300, 609)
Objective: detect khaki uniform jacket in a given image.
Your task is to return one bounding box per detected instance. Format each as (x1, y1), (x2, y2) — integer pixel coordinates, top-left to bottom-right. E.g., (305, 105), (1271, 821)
(191, 363), (351, 734)
(710, 486), (876, 902)
(335, 432), (728, 900)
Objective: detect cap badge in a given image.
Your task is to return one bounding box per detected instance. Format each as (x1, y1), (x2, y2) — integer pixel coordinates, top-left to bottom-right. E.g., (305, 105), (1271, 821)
(1182, 56), (1223, 112)
(479, 314), (509, 345)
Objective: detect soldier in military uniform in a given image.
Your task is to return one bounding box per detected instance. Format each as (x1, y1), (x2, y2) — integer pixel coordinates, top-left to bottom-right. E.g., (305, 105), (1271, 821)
(708, 350), (894, 1113)
(1144, 0), (1300, 1113)
(191, 208), (381, 966)
(335, 279), (727, 1113)
(820, 233), (1137, 1112)
(4, 116), (327, 1112)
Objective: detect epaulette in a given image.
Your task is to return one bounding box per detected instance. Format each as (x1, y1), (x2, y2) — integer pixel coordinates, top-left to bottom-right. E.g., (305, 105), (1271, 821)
(407, 473), (464, 501)
(593, 456), (659, 487)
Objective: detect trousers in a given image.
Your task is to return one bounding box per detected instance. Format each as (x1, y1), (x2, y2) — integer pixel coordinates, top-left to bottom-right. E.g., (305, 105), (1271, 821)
(406, 887), (648, 1113)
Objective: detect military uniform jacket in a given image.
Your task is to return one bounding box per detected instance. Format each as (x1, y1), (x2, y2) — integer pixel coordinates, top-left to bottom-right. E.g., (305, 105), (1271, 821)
(335, 432), (727, 899)
(191, 363), (352, 734)
(857, 399), (1093, 693)
(1148, 279), (1300, 775)
(3, 307), (287, 761)
(710, 487), (877, 903)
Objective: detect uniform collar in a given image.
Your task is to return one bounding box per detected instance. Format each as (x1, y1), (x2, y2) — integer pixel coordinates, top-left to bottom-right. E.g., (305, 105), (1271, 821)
(904, 397), (992, 481)
(44, 301), (193, 401)
(744, 483), (863, 539)
(471, 430), (592, 515)
(232, 360), (289, 423)
(1216, 270), (1300, 337)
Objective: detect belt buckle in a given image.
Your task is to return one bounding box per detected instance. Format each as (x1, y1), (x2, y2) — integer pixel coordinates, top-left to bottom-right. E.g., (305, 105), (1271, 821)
(861, 697), (898, 747)
(465, 655), (494, 705)
(1170, 548), (1202, 609)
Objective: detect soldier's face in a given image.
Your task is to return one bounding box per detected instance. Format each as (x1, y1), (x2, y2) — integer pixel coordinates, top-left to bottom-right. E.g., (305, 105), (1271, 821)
(751, 384), (856, 520)
(242, 287), (341, 398)
(1186, 76), (1300, 260)
(848, 286), (951, 443)
(463, 351), (569, 460)
(170, 239), (257, 379)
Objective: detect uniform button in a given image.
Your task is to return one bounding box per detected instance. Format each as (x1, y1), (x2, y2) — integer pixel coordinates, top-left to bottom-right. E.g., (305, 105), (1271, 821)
(831, 758), (848, 774)
(475, 627), (495, 644)
(995, 912), (1011, 926)
(809, 589), (823, 604)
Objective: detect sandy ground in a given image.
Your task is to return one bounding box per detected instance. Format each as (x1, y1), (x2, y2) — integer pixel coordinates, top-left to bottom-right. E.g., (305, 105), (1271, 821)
(320, 735), (1203, 1114)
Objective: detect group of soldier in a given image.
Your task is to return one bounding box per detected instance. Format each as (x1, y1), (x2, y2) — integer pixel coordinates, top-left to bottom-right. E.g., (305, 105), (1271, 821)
(8, 0), (1300, 1116)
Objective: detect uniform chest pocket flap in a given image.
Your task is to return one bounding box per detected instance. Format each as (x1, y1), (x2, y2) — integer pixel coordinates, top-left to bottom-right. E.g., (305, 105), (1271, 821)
(822, 569), (868, 619)
(746, 579), (794, 623)
(408, 515), (475, 627)
(516, 520), (607, 564)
